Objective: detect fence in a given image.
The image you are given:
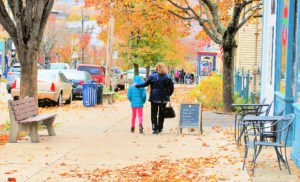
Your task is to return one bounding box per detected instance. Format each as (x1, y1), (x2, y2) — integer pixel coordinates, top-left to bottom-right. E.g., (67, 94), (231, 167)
(234, 69), (250, 102)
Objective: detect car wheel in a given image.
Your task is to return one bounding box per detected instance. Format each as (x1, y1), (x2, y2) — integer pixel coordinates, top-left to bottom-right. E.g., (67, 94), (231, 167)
(56, 93), (62, 106)
(66, 92), (72, 105)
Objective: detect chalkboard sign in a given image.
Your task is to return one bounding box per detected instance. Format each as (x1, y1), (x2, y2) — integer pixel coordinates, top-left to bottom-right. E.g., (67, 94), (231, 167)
(178, 104), (202, 134)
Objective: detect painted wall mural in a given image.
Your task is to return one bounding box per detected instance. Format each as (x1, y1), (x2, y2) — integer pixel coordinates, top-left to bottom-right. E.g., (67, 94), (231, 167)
(280, 0), (289, 94)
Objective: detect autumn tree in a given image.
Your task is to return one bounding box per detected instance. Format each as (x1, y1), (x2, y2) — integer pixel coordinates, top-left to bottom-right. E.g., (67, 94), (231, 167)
(167, 0), (262, 112)
(85, 0), (188, 75)
(0, 1), (54, 99)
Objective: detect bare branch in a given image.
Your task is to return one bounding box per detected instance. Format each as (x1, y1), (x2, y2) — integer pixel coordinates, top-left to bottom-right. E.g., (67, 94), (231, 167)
(237, 7), (262, 30)
(168, 10), (196, 20)
(183, 0), (200, 19)
(0, 1), (17, 41)
(199, 19), (222, 44)
(37, 0), (55, 47)
(167, 0), (189, 12)
(201, 2), (222, 41)
(243, 2), (263, 17)
(201, 0), (225, 34)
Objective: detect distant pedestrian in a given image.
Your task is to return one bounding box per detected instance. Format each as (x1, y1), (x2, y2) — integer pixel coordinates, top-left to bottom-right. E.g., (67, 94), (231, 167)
(180, 69), (185, 84)
(185, 73), (191, 84)
(174, 70), (180, 83)
(190, 73), (194, 84)
(135, 62), (174, 134)
(127, 76), (147, 134)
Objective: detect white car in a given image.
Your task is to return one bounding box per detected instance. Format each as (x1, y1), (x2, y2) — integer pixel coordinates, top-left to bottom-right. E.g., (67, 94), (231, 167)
(125, 68), (147, 83)
(11, 70), (73, 106)
(0, 65), (2, 80)
(49, 63), (70, 70)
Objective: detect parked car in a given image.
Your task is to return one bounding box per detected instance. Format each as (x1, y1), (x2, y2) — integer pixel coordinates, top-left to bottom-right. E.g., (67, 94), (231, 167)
(6, 63), (43, 93)
(11, 70), (73, 106)
(61, 70), (93, 99)
(0, 65), (2, 80)
(77, 64), (106, 84)
(49, 63), (70, 70)
(125, 67), (147, 83)
(111, 67), (125, 91)
(6, 63), (21, 93)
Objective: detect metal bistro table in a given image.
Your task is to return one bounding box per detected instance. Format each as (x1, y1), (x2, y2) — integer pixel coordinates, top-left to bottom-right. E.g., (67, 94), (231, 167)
(242, 115), (283, 123)
(242, 115), (284, 141)
(232, 103), (270, 143)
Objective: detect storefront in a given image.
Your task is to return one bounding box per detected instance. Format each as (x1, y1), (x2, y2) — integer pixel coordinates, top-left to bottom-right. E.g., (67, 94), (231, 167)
(261, 0), (300, 167)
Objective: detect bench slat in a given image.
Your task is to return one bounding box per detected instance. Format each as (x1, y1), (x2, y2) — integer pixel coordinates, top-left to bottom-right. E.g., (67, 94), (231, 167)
(13, 106), (38, 116)
(9, 98), (35, 106)
(20, 114), (56, 123)
(11, 102), (37, 111)
(15, 111), (38, 121)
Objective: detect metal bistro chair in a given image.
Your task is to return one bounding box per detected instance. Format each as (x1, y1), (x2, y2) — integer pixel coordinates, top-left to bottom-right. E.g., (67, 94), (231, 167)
(259, 106), (287, 142)
(235, 99), (272, 144)
(233, 98), (267, 143)
(243, 113), (295, 175)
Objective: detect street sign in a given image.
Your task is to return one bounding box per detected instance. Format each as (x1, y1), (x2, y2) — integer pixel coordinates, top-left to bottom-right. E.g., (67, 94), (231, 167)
(113, 51), (118, 60)
(71, 52), (78, 59)
(178, 104), (202, 135)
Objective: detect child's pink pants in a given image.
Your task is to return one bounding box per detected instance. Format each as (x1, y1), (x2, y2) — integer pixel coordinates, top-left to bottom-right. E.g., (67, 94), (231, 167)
(131, 108), (143, 127)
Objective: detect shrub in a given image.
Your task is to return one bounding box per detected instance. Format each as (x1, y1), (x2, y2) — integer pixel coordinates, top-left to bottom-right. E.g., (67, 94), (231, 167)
(189, 72), (223, 110)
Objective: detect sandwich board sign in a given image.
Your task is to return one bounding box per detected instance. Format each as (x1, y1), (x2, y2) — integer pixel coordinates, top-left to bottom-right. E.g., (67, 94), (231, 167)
(178, 104), (202, 135)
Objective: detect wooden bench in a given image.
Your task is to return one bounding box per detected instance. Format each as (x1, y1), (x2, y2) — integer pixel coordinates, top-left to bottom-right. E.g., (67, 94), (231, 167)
(103, 92), (115, 104)
(8, 97), (56, 143)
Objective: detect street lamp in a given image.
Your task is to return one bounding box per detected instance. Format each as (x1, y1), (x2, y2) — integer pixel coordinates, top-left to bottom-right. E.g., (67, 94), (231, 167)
(81, 7), (84, 64)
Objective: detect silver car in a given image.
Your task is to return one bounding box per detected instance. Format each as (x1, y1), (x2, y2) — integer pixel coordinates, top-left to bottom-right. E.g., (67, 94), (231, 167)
(0, 65), (2, 80)
(11, 70), (73, 106)
(6, 63), (21, 93)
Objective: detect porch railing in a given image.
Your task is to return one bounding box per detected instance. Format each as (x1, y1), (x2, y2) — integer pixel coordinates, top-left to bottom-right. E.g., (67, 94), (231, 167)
(234, 69), (250, 102)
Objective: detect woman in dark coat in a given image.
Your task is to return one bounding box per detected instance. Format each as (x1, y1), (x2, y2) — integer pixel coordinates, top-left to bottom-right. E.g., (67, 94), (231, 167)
(135, 62), (174, 134)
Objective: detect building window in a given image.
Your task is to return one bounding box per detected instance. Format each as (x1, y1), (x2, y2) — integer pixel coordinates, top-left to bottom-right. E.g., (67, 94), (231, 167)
(271, 0), (276, 15)
(269, 27), (275, 85)
(280, 0), (289, 94)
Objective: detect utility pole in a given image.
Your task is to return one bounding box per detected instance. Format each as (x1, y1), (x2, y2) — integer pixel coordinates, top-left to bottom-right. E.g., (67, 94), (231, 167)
(81, 7), (84, 64)
(105, 12), (114, 91)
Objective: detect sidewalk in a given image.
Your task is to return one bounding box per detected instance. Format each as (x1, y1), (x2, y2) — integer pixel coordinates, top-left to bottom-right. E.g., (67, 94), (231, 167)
(0, 82), (10, 125)
(0, 88), (299, 181)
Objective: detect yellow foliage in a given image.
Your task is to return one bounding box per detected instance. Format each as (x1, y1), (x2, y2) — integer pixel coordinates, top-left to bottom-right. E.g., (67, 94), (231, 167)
(189, 72), (223, 110)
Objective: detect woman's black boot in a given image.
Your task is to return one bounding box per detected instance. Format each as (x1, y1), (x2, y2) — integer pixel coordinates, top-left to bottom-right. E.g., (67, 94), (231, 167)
(139, 125), (143, 134)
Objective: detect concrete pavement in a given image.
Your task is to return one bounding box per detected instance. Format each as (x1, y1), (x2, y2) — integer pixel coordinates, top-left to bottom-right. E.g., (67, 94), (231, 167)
(0, 85), (299, 181)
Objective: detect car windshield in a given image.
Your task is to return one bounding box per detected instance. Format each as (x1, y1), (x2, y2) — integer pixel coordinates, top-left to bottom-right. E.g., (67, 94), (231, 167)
(64, 71), (89, 80)
(78, 66), (100, 75)
(112, 67), (121, 74)
(127, 68), (146, 74)
(11, 67), (21, 72)
(139, 68), (146, 74)
(50, 64), (67, 70)
(38, 71), (56, 81)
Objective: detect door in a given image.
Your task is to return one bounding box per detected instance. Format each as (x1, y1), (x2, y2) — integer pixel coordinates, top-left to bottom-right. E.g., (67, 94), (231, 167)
(59, 73), (72, 100)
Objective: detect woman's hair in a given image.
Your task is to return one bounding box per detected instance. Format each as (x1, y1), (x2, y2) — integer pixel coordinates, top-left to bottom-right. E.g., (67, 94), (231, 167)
(155, 62), (168, 74)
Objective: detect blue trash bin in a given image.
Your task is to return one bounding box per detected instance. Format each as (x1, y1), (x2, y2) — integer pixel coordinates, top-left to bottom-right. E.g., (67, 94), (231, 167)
(82, 84), (98, 107)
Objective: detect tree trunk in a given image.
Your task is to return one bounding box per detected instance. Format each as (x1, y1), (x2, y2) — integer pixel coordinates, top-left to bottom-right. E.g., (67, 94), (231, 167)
(222, 45), (234, 113)
(146, 66), (150, 77)
(19, 47), (38, 99)
(134, 63), (139, 76)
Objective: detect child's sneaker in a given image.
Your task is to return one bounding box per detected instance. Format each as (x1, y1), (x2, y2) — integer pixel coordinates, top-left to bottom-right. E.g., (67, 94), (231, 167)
(131, 127), (135, 133)
(139, 125), (143, 134)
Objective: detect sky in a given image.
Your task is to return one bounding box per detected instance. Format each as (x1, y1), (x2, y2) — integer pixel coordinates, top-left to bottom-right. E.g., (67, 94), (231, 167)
(57, 0), (83, 5)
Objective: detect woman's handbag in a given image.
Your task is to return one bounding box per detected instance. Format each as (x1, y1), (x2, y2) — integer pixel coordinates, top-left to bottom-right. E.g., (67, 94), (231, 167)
(164, 102), (176, 118)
